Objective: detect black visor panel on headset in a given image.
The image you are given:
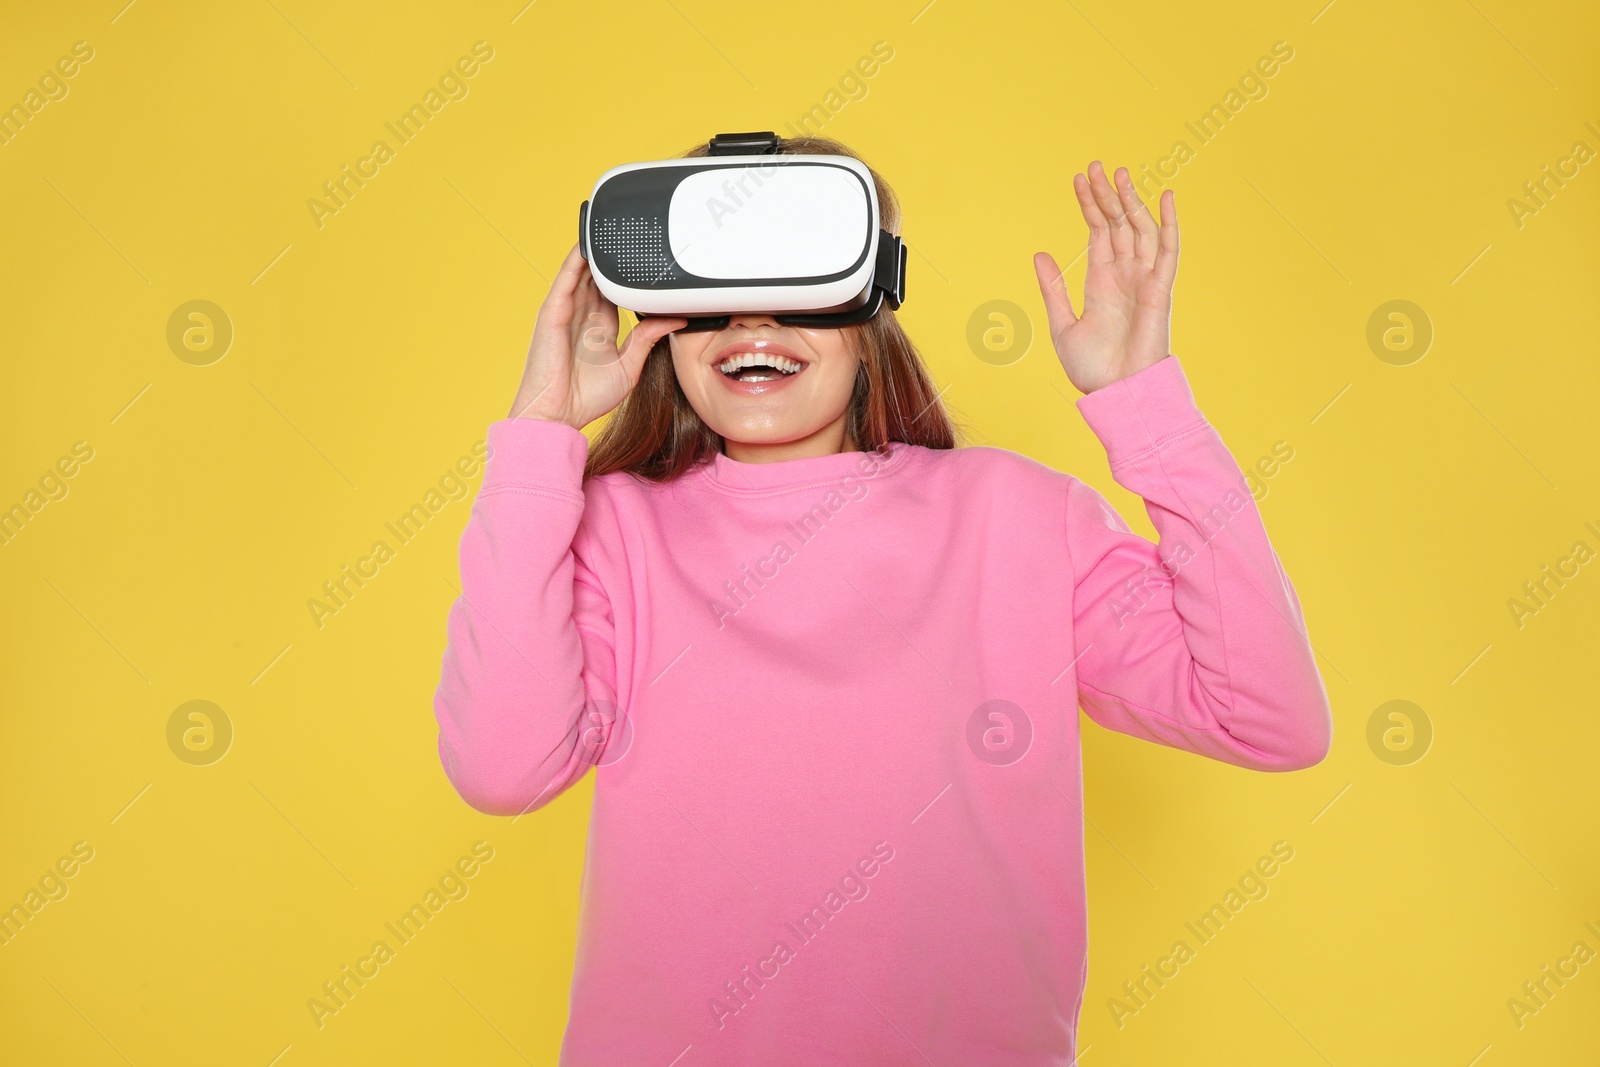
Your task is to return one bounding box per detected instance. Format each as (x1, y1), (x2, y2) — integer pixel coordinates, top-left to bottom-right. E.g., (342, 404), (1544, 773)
(579, 132), (907, 330)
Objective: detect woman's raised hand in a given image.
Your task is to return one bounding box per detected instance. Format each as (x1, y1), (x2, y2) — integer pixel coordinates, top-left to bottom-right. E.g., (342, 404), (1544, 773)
(509, 243), (686, 428)
(1033, 161), (1179, 394)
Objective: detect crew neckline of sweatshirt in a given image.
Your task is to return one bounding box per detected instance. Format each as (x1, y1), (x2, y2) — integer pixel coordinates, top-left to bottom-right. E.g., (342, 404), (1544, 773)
(698, 439), (914, 494)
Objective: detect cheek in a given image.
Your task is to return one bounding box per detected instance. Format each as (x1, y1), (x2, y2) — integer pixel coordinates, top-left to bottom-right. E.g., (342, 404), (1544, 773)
(669, 335), (710, 389)
(814, 356), (861, 398)
(798, 330), (861, 394)
(671, 333), (709, 359)
(796, 328), (854, 362)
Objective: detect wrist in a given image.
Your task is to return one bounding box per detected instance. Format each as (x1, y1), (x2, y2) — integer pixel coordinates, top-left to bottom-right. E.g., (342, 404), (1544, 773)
(508, 395), (576, 428)
(1082, 353), (1171, 393)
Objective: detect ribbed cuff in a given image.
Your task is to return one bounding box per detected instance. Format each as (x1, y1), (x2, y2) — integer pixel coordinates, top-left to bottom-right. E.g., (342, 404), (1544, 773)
(1074, 355), (1207, 470)
(482, 417), (589, 495)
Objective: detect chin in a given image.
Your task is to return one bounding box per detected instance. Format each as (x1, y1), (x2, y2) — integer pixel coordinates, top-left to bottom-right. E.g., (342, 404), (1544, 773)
(715, 421), (818, 446)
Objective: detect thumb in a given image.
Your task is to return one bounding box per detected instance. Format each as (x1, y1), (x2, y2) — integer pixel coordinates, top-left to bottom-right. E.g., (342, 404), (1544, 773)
(1033, 252), (1078, 342)
(617, 314), (686, 377)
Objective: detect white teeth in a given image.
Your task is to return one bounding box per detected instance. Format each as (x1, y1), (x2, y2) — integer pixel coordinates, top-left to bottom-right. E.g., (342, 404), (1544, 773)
(717, 353), (802, 376)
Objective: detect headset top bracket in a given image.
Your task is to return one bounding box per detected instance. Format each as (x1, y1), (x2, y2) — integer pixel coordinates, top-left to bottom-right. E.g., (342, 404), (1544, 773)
(707, 131), (781, 155)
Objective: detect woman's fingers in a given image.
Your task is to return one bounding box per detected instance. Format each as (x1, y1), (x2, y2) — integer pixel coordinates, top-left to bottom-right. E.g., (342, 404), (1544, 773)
(1153, 189), (1180, 290)
(1073, 173), (1114, 268)
(1086, 161), (1133, 260)
(1114, 168), (1159, 265)
(1078, 162), (1174, 281)
(540, 243), (590, 325)
(1033, 252), (1078, 345)
(570, 263), (611, 320)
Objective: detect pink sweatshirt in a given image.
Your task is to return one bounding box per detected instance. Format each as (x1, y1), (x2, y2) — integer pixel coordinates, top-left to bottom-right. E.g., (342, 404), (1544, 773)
(433, 354), (1332, 1065)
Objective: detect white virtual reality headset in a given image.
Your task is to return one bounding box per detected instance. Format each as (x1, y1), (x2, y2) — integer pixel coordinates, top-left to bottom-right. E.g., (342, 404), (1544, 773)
(579, 131), (907, 331)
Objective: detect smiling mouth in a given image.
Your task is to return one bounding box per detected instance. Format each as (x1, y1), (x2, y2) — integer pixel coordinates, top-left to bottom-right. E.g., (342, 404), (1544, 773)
(716, 353), (805, 383)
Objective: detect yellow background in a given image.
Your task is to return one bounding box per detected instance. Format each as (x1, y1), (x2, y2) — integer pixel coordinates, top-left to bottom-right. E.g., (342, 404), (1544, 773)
(2, 0), (1597, 1063)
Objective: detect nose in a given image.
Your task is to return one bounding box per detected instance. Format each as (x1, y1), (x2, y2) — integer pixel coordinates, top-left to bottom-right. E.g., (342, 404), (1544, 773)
(728, 311), (781, 331)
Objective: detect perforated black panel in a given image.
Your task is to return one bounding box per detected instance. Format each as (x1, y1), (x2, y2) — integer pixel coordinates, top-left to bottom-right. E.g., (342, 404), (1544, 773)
(590, 216), (679, 284)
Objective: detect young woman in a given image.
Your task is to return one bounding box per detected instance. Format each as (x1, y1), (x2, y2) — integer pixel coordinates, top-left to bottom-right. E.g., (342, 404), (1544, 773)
(433, 135), (1332, 1065)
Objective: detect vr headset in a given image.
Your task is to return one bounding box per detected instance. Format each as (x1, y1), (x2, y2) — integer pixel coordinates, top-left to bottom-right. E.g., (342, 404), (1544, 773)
(578, 131), (907, 332)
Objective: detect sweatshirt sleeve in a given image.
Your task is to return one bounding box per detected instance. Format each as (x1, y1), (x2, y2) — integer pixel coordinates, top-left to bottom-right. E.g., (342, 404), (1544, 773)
(1064, 355), (1333, 772)
(433, 417), (622, 815)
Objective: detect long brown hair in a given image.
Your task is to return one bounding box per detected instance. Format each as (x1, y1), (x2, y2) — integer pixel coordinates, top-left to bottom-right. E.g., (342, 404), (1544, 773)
(584, 134), (961, 482)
